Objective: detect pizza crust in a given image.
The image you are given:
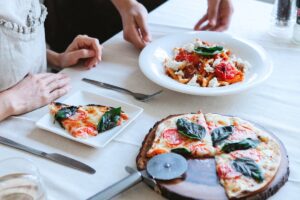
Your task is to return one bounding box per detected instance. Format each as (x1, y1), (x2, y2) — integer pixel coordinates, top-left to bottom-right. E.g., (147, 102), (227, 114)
(137, 114), (181, 170)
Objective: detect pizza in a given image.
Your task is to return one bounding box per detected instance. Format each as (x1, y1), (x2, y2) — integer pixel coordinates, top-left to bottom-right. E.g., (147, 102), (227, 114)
(49, 102), (128, 138)
(137, 112), (282, 199)
(147, 112), (215, 158)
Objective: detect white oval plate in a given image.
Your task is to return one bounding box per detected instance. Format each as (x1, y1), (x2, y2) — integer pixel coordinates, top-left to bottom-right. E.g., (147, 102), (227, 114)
(139, 31), (273, 96)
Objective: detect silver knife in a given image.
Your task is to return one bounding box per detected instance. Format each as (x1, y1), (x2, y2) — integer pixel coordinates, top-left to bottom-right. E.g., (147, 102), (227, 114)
(0, 136), (96, 174)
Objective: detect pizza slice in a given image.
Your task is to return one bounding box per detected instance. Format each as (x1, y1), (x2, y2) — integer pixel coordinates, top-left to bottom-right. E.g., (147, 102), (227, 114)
(215, 141), (281, 199)
(204, 113), (270, 154)
(146, 112), (215, 158)
(49, 102), (128, 138)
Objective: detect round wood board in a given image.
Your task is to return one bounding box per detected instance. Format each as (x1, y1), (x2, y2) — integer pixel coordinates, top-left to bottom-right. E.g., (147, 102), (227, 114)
(136, 117), (289, 200)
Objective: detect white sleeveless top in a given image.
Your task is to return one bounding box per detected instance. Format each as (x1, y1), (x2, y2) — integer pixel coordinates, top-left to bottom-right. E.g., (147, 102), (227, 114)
(0, 0), (47, 91)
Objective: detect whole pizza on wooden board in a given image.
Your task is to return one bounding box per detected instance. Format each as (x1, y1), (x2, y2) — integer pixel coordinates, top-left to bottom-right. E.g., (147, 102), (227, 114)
(137, 112), (289, 200)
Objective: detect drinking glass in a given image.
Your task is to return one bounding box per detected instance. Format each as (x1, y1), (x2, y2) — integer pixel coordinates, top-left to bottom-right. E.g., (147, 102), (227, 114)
(0, 158), (46, 200)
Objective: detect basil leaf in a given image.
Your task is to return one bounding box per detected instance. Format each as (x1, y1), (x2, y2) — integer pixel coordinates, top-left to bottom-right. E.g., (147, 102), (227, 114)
(221, 138), (260, 153)
(232, 157), (264, 183)
(194, 46), (224, 56)
(211, 125), (234, 147)
(171, 148), (191, 156)
(54, 106), (78, 128)
(176, 118), (206, 140)
(97, 107), (122, 133)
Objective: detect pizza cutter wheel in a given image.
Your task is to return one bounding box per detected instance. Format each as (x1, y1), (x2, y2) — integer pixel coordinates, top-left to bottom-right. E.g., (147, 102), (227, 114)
(87, 153), (188, 200)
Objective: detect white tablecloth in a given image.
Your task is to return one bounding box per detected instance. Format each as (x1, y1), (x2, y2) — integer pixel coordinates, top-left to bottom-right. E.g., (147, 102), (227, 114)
(0, 0), (299, 199)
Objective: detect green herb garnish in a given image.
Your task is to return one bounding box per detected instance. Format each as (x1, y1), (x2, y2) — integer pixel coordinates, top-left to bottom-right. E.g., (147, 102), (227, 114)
(221, 138), (260, 153)
(176, 118), (206, 140)
(194, 46), (224, 56)
(54, 106), (78, 128)
(171, 147), (191, 156)
(211, 125), (234, 147)
(97, 107), (122, 133)
(232, 157), (264, 183)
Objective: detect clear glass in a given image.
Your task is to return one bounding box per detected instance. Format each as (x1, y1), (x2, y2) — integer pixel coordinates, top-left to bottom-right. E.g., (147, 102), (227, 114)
(0, 158), (47, 200)
(269, 0), (296, 39)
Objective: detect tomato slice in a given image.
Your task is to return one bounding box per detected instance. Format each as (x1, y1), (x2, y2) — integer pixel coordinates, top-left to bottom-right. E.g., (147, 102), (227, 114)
(72, 126), (97, 138)
(215, 62), (239, 81)
(217, 163), (241, 179)
(162, 129), (183, 146)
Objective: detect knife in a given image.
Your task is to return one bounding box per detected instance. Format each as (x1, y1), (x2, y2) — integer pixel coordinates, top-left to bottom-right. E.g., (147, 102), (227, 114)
(0, 136), (96, 174)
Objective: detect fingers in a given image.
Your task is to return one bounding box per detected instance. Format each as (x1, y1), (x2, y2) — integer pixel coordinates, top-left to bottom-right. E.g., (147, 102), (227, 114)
(41, 73), (68, 85)
(135, 12), (151, 43)
(206, 0), (221, 27)
(194, 14), (208, 30)
(47, 75), (70, 92)
(211, 0), (233, 32)
(124, 25), (146, 49)
(76, 35), (102, 62)
(211, 23), (228, 32)
(64, 35), (102, 68)
(194, 0), (232, 31)
(62, 49), (96, 67)
(49, 85), (70, 101)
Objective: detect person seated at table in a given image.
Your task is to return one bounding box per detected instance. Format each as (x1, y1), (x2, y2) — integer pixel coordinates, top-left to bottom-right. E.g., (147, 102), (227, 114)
(0, 0), (102, 121)
(44, 0), (233, 51)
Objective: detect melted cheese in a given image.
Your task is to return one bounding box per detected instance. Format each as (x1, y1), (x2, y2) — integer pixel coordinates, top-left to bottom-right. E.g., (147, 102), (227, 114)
(147, 113), (215, 157)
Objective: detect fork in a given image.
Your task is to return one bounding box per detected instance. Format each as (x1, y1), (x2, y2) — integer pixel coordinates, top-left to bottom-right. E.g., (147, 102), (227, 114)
(82, 78), (163, 102)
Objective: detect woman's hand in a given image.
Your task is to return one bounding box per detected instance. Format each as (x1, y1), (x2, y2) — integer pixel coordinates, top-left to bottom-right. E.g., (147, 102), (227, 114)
(112, 0), (151, 49)
(194, 0), (233, 32)
(0, 73), (70, 120)
(47, 35), (102, 69)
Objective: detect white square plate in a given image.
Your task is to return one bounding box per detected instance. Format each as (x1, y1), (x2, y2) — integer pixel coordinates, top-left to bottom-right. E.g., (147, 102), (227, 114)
(36, 91), (143, 148)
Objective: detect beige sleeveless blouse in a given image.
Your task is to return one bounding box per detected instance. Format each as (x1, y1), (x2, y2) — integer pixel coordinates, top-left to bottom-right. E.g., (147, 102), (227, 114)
(0, 0), (47, 91)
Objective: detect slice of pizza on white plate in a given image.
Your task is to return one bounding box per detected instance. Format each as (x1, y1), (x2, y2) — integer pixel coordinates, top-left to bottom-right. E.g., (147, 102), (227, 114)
(146, 112), (215, 158)
(49, 102), (128, 138)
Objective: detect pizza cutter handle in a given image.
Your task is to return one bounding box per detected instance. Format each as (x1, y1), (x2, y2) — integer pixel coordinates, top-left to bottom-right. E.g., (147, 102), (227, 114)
(87, 170), (142, 200)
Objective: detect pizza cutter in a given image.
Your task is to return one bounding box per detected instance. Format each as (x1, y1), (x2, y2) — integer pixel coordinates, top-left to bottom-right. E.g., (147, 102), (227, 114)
(87, 153), (188, 200)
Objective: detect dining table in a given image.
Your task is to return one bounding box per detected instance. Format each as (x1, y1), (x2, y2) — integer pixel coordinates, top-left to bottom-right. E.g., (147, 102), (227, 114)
(0, 0), (299, 199)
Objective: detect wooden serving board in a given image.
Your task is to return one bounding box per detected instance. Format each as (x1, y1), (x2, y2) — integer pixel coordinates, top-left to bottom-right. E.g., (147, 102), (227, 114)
(136, 117), (289, 200)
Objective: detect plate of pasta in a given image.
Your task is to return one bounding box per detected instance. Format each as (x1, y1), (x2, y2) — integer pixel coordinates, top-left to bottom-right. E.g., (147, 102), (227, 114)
(139, 31), (273, 96)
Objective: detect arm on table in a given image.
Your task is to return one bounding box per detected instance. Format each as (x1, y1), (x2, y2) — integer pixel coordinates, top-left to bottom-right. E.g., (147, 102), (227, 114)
(111, 0), (151, 49)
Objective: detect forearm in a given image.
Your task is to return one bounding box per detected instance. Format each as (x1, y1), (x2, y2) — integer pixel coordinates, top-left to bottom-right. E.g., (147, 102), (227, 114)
(47, 49), (61, 67)
(0, 91), (15, 121)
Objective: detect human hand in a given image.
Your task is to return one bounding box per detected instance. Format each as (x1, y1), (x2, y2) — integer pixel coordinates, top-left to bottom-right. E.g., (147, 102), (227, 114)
(112, 0), (151, 49)
(59, 35), (102, 69)
(194, 0), (233, 32)
(6, 73), (70, 115)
